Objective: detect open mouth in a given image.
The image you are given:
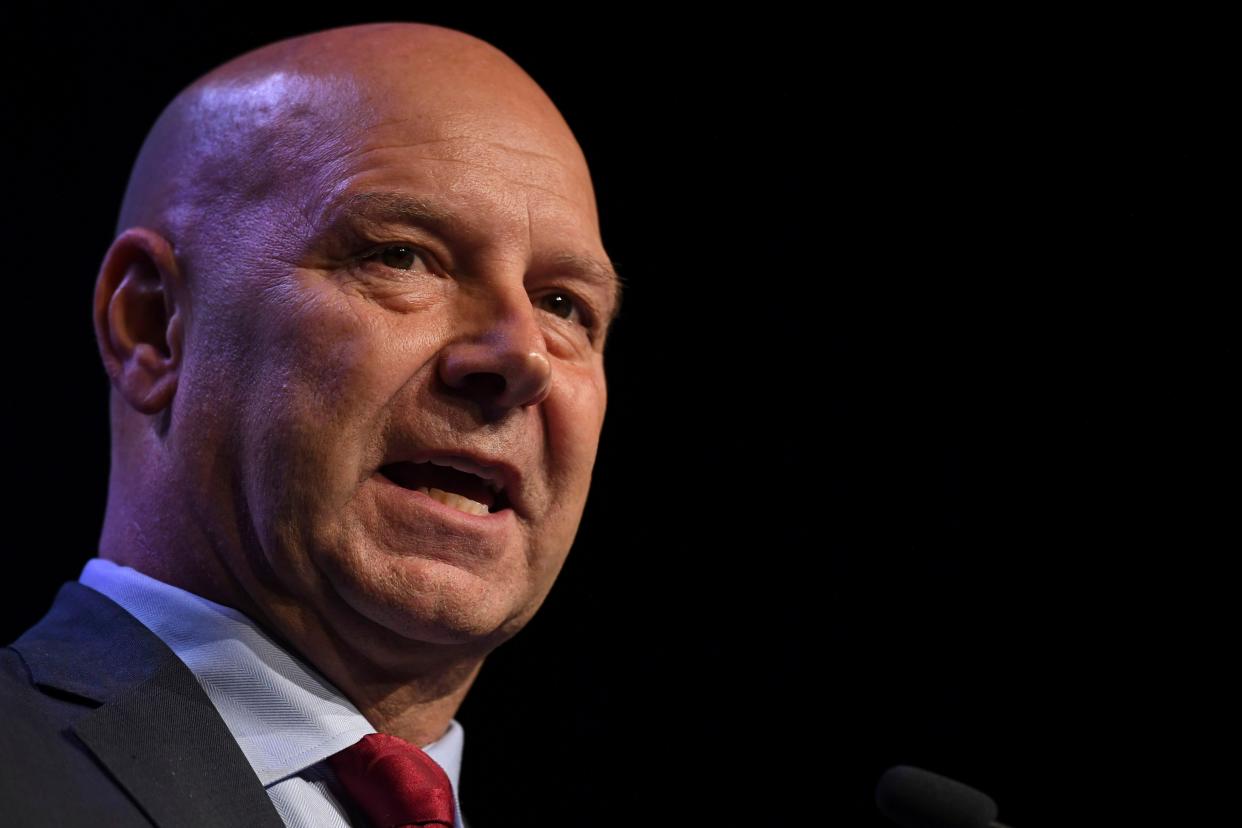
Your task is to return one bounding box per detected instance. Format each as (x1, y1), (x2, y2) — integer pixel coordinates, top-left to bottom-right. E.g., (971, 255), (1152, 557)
(378, 461), (512, 516)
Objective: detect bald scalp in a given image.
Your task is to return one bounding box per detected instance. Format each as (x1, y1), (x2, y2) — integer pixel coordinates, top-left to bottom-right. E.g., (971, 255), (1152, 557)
(114, 22), (584, 269)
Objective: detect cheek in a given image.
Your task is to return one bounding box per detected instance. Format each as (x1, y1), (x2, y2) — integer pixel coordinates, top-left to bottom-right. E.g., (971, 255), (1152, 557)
(544, 363), (607, 498)
(236, 293), (409, 530)
(258, 281), (420, 429)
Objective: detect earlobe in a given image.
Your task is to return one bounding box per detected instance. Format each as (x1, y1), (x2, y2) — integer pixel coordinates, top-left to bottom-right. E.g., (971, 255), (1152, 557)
(93, 228), (185, 415)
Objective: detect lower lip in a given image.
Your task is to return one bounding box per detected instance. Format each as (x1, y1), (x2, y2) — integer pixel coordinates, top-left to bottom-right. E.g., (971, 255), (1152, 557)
(372, 473), (518, 534)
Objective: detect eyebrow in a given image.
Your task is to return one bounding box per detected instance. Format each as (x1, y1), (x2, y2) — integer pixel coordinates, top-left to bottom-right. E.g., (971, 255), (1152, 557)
(319, 190), (625, 326)
(549, 253), (626, 328)
(321, 190), (460, 232)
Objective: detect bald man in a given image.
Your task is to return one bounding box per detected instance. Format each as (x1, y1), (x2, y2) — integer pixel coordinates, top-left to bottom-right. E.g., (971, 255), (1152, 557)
(0, 21), (621, 828)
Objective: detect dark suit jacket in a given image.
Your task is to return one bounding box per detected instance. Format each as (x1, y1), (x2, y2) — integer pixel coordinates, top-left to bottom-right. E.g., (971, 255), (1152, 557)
(1, 581), (289, 827)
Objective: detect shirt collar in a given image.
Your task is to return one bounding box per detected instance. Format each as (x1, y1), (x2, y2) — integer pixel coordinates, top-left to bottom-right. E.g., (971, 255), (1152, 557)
(78, 558), (464, 793)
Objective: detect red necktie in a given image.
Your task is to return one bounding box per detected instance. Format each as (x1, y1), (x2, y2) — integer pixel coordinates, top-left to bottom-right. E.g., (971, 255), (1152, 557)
(328, 733), (457, 828)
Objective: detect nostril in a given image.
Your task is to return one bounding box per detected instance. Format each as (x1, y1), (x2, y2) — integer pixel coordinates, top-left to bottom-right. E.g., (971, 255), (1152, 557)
(438, 341), (550, 413)
(461, 373), (506, 397)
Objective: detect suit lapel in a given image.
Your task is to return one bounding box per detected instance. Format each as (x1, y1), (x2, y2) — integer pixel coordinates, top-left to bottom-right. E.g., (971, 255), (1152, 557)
(13, 582), (285, 828)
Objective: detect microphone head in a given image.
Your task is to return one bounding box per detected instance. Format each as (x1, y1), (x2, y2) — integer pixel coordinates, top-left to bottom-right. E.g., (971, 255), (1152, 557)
(875, 765), (999, 828)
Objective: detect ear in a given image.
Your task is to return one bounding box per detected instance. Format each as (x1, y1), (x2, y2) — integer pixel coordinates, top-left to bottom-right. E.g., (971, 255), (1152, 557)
(93, 228), (186, 415)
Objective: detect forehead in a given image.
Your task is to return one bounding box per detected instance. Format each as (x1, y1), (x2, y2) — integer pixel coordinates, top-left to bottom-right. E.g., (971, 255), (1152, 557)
(258, 69), (602, 238)
(221, 68), (620, 318)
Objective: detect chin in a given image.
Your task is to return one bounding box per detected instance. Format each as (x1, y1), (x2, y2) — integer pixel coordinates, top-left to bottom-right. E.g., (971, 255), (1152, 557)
(324, 549), (540, 649)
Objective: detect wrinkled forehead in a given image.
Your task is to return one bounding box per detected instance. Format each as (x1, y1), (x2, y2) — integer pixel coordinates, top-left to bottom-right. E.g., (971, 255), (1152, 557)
(182, 59), (598, 220)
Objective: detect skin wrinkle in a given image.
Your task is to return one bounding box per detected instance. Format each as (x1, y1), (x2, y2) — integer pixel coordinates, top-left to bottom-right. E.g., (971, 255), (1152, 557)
(526, 197), (535, 281)
(312, 190), (619, 338)
(349, 137), (572, 163)
(94, 22), (612, 747)
(391, 155), (580, 202)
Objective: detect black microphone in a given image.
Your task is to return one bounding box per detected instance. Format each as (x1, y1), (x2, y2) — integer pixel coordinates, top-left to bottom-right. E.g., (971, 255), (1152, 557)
(875, 765), (1014, 828)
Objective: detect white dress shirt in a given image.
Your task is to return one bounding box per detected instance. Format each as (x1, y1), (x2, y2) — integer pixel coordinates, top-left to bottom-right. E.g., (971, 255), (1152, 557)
(78, 558), (467, 828)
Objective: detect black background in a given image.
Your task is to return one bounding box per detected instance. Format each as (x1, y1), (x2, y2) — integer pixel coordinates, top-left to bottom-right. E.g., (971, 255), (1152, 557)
(1, 7), (1230, 826)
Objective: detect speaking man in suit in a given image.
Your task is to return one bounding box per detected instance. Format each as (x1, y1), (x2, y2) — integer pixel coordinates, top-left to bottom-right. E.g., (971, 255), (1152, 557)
(1, 20), (621, 827)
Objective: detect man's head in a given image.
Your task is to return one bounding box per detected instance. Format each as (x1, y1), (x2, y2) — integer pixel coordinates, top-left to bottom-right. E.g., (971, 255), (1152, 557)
(93, 22), (618, 681)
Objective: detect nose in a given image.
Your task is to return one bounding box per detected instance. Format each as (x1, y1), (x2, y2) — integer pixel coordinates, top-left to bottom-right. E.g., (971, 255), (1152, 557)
(437, 287), (552, 417)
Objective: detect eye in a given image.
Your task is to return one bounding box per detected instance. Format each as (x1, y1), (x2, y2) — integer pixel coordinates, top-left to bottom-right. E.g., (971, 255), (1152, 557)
(360, 244), (432, 273)
(538, 291), (595, 331)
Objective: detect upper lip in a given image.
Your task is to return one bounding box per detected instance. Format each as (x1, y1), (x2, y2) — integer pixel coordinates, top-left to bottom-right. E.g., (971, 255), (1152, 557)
(383, 449), (525, 515)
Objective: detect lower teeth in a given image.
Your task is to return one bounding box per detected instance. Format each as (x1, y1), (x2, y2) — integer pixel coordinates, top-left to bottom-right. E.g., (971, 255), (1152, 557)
(416, 486), (489, 517)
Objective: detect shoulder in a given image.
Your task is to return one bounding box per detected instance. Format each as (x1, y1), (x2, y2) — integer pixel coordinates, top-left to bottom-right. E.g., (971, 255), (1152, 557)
(0, 595), (168, 827)
(0, 642), (90, 751)
(0, 645), (141, 825)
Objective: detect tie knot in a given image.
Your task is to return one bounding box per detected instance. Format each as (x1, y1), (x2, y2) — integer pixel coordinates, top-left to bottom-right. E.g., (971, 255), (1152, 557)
(328, 732), (456, 828)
